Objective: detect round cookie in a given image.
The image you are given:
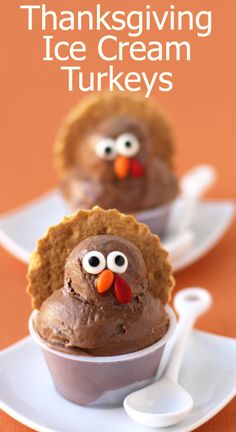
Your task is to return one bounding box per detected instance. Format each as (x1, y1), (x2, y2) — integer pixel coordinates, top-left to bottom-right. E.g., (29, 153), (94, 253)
(27, 207), (174, 309)
(54, 93), (175, 177)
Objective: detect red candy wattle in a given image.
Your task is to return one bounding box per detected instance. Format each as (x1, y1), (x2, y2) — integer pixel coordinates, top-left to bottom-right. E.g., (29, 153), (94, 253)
(130, 158), (145, 177)
(114, 274), (133, 304)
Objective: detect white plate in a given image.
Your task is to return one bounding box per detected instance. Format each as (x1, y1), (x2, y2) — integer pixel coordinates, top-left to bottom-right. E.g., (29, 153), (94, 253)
(0, 330), (235, 432)
(0, 190), (234, 271)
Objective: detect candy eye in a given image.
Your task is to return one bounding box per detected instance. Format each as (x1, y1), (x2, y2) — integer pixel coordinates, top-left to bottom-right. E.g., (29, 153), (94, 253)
(107, 251), (128, 274)
(82, 251), (106, 274)
(95, 138), (117, 160)
(115, 133), (140, 157)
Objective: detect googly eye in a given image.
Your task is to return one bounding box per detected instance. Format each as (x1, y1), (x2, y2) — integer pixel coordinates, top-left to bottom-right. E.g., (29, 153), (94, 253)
(95, 138), (117, 160)
(107, 251), (128, 274)
(82, 251), (106, 274)
(115, 133), (140, 157)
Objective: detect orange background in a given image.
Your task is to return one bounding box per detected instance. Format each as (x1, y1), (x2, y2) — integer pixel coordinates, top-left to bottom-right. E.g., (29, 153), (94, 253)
(0, 1), (236, 431)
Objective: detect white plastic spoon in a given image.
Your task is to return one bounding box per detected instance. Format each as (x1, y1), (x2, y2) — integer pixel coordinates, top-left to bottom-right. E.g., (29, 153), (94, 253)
(179, 165), (217, 231)
(124, 287), (212, 428)
(180, 164), (216, 198)
(167, 164), (217, 235)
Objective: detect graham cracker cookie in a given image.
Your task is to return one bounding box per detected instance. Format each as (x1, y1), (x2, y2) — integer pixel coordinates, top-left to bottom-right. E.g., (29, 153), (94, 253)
(27, 207), (174, 310)
(54, 93), (175, 177)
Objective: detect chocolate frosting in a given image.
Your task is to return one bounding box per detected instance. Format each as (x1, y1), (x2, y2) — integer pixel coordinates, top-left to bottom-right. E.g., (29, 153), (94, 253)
(35, 235), (169, 356)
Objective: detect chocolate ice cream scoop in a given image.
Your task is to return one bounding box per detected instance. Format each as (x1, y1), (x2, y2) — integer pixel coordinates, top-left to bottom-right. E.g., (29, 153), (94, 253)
(35, 288), (168, 356)
(34, 235), (169, 356)
(64, 235), (147, 303)
(61, 157), (178, 213)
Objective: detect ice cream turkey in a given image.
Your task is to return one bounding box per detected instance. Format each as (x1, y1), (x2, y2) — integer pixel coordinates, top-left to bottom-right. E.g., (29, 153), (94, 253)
(54, 94), (179, 213)
(28, 207), (174, 356)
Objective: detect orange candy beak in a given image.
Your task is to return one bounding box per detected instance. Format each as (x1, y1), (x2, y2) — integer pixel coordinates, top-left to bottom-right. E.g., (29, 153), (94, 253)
(114, 156), (131, 179)
(96, 269), (114, 293)
(114, 156), (145, 179)
(96, 271), (133, 304)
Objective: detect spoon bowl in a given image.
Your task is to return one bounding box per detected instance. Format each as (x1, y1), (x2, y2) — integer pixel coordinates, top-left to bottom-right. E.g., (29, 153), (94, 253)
(124, 378), (193, 428)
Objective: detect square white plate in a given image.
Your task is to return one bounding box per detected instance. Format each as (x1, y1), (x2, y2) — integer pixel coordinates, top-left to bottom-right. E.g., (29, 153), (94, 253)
(0, 330), (235, 432)
(0, 189), (234, 271)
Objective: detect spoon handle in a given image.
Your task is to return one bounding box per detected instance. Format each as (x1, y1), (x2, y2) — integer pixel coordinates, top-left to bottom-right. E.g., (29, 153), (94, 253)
(165, 288), (212, 382)
(180, 164), (216, 198)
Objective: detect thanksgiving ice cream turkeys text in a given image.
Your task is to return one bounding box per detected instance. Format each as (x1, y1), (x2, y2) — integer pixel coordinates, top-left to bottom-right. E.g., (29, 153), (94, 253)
(20, 3), (212, 95)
